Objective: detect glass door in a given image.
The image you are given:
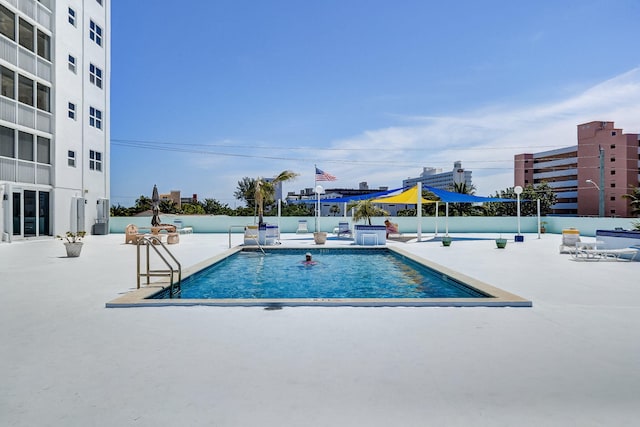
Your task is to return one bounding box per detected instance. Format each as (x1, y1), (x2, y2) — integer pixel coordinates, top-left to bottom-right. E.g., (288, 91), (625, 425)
(12, 192), (21, 236)
(39, 191), (50, 236)
(10, 190), (50, 238)
(23, 190), (36, 237)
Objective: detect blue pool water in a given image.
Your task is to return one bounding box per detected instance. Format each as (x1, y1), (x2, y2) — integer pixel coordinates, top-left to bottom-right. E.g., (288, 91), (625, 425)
(152, 248), (488, 300)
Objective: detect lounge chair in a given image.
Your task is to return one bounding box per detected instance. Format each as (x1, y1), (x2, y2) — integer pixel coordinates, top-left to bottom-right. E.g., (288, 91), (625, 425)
(572, 244), (639, 262)
(559, 228), (581, 253)
(296, 220), (309, 234)
(336, 222), (352, 238)
(173, 219), (193, 234)
(125, 224), (143, 244)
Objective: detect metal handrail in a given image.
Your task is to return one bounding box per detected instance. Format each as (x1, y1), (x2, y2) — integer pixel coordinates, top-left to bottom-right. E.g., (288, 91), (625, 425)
(228, 225), (247, 248)
(229, 225), (265, 254)
(136, 235), (182, 298)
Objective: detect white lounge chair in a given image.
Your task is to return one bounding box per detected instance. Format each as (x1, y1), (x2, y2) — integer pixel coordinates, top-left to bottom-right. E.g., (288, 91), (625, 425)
(336, 222), (352, 238)
(296, 220), (309, 234)
(572, 244), (639, 262)
(173, 219), (193, 234)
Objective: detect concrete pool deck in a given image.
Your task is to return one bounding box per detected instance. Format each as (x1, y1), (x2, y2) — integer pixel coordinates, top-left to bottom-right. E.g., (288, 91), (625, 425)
(1, 232), (639, 426)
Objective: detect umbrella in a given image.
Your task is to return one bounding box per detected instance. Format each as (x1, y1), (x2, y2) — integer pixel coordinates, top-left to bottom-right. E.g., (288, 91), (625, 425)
(151, 184), (160, 226)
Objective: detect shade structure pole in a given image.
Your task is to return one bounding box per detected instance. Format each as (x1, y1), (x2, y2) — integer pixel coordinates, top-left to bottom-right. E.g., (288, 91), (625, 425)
(537, 199), (541, 239)
(277, 199), (281, 238)
(343, 202), (347, 218)
(445, 202), (449, 235)
(417, 182), (422, 242)
(435, 201), (439, 236)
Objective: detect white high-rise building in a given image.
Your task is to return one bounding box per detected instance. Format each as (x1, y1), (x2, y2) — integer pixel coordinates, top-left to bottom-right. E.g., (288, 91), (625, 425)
(0, 0), (110, 242)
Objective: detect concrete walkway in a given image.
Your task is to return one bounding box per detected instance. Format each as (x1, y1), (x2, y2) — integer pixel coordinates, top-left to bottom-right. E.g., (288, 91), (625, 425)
(1, 232), (639, 426)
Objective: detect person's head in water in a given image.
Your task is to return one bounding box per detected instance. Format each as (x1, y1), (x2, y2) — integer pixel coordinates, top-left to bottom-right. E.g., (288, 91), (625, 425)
(305, 252), (312, 262)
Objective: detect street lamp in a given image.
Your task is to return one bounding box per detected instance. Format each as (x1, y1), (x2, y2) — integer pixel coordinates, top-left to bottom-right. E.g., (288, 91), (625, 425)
(585, 179), (604, 217)
(315, 185), (324, 232)
(514, 185), (523, 242)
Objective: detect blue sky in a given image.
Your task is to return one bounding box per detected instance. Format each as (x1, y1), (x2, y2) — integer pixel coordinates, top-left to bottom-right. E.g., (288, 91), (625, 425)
(110, 0), (640, 207)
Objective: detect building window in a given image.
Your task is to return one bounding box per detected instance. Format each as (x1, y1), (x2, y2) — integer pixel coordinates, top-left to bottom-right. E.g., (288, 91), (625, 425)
(36, 136), (50, 164)
(610, 170), (616, 175)
(610, 157), (615, 162)
(68, 150), (76, 167)
(18, 131), (33, 161)
(610, 144), (616, 149)
(1, 65), (14, 99)
(0, 125), (14, 158)
(18, 74), (33, 106)
(89, 107), (102, 129)
(68, 102), (76, 119)
(68, 55), (76, 73)
(36, 30), (50, 60)
(89, 64), (102, 88)
(611, 132), (617, 136)
(610, 196), (615, 201)
(0, 4), (15, 41)
(89, 20), (102, 46)
(18, 18), (34, 52)
(68, 8), (76, 26)
(89, 150), (102, 171)
(36, 83), (50, 112)
(611, 183), (616, 188)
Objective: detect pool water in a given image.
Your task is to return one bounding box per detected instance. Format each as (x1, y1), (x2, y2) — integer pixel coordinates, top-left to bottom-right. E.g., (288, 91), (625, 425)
(152, 248), (488, 300)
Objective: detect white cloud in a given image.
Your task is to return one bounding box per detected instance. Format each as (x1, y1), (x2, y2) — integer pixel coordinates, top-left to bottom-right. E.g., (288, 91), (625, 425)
(317, 67), (640, 195)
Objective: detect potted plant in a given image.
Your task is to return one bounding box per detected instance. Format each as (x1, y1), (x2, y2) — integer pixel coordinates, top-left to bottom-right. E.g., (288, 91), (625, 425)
(495, 237), (507, 249)
(254, 170), (299, 226)
(56, 231), (86, 257)
(442, 235), (452, 246)
(313, 231), (327, 245)
(540, 221), (547, 234)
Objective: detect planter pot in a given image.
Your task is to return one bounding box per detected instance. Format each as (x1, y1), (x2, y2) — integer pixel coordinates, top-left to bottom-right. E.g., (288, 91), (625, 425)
(64, 242), (83, 257)
(313, 232), (327, 245)
(495, 238), (507, 249)
(353, 225), (386, 245)
(442, 236), (452, 247)
(540, 226), (546, 234)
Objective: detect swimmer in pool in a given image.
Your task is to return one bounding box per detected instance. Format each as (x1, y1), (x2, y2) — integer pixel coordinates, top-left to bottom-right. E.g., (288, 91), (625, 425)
(302, 252), (317, 265)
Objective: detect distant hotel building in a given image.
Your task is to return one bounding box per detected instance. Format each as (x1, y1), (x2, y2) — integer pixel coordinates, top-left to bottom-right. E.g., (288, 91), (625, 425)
(0, 0), (110, 242)
(403, 161), (472, 191)
(514, 121), (640, 217)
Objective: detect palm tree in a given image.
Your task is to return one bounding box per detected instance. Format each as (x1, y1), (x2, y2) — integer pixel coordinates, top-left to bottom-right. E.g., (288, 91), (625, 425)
(255, 170), (299, 225)
(622, 185), (640, 216)
(348, 200), (389, 225)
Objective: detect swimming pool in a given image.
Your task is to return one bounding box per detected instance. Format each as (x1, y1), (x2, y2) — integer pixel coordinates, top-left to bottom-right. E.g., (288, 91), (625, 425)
(153, 248), (487, 300)
(129, 247), (531, 307)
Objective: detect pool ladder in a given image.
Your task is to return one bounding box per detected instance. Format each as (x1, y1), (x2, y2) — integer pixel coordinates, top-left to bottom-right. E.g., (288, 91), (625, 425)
(136, 235), (182, 298)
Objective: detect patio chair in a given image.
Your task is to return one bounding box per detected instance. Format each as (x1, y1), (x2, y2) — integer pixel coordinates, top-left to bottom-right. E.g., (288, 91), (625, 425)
(244, 225), (259, 245)
(125, 224), (143, 244)
(296, 220), (309, 234)
(559, 228), (581, 253)
(336, 221), (352, 238)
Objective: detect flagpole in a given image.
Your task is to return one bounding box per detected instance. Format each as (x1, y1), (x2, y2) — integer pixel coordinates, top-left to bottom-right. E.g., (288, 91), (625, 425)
(314, 164), (318, 232)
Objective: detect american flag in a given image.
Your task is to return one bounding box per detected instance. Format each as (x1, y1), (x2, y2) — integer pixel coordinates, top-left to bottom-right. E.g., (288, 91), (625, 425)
(315, 167), (336, 181)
